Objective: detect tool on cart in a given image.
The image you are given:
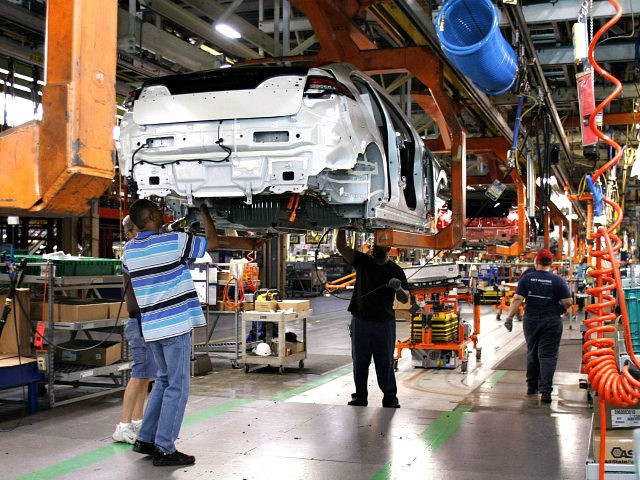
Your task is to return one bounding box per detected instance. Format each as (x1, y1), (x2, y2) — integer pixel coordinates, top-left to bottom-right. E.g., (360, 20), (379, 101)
(0, 254), (27, 340)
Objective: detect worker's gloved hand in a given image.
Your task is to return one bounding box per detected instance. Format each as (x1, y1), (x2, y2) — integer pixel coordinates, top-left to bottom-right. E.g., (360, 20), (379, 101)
(387, 278), (402, 291)
(504, 317), (513, 332)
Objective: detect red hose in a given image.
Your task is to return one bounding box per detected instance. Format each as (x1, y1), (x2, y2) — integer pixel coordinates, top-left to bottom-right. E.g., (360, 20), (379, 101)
(580, 2), (640, 477)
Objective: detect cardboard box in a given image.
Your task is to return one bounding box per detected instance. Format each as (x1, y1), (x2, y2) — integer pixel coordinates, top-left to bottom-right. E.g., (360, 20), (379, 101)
(393, 297), (411, 310)
(55, 340), (122, 366)
(394, 310), (412, 321)
(31, 300), (111, 323)
(270, 340), (305, 355)
(0, 289), (32, 356)
(254, 300), (278, 312)
(277, 300), (310, 312)
(242, 301), (254, 311)
(593, 400), (640, 429)
(592, 428), (635, 464)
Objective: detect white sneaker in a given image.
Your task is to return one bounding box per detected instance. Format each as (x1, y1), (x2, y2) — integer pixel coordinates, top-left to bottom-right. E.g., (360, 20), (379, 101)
(112, 422), (136, 444)
(131, 419), (143, 434)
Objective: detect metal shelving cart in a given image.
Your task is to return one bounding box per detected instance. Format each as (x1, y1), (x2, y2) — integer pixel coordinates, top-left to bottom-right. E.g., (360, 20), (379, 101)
(191, 262), (259, 369)
(1, 268), (130, 408)
(242, 309), (309, 374)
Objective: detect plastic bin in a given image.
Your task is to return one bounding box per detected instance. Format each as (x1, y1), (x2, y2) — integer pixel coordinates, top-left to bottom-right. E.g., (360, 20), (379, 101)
(624, 287), (640, 353)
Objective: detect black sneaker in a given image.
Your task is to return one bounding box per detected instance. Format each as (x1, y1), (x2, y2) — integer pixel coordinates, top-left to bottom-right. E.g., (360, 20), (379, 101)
(348, 399), (368, 407)
(540, 392), (552, 404)
(132, 440), (155, 455)
(153, 450), (196, 467)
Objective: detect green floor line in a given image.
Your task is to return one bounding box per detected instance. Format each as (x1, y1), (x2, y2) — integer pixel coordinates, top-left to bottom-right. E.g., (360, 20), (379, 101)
(270, 364), (352, 401)
(13, 443), (131, 480)
(484, 369), (508, 388)
(12, 365), (355, 480)
(181, 398), (253, 428)
(12, 398), (250, 480)
(371, 405), (471, 480)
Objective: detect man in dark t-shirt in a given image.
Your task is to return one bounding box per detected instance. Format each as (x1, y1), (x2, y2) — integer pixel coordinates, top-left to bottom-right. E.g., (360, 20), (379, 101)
(336, 230), (409, 408)
(504, 248), (572, 404)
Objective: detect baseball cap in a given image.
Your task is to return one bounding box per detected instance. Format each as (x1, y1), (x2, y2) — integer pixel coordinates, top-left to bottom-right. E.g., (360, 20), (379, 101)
(535, 248), (554, 264)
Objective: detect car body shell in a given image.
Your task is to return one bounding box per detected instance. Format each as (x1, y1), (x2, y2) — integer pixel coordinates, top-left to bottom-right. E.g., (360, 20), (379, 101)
(117, 63), (445, 233)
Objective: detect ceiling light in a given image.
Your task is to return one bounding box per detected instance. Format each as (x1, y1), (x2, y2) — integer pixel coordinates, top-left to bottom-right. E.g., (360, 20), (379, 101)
(215, 23), (241, 39)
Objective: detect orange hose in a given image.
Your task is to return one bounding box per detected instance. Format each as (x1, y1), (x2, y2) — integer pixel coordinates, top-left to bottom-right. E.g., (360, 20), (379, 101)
(580, 2), (640, 478)
(222, 277), (245, 310)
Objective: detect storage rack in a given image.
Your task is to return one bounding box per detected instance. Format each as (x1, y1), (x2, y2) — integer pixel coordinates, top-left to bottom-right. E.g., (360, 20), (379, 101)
(1, 265), (130, 408)
(191, 263), (247, 369)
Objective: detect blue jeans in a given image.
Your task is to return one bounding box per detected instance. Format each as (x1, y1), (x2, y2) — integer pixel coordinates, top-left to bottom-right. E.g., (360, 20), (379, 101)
(137, 332), (191, 454)
(523, 315), (563, 394)
(125, 313), (157, 379)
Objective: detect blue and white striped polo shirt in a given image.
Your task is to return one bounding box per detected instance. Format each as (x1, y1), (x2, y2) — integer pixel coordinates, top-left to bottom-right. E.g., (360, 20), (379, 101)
(122, 230), (207, 341)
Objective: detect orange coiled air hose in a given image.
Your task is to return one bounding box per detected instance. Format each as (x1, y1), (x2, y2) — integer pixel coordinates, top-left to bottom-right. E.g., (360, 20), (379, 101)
(580, 1), (640, 477)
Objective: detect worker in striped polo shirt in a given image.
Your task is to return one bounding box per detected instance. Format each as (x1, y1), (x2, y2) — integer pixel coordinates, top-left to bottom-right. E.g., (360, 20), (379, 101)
(122, 199), (217, 467)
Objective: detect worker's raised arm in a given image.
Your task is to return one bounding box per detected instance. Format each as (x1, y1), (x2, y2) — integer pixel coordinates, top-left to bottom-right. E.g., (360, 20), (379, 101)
(336, 229), (355, 264)
(200, 204), (262, 251)
(200, 204), (219, 251)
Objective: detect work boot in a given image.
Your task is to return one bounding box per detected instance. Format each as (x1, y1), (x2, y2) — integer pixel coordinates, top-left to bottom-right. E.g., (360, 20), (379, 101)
(132, 440), (155, 455)
(382, 396), (400, 408)
(153, 449), (196, 467)
(348, 393), (367, 406)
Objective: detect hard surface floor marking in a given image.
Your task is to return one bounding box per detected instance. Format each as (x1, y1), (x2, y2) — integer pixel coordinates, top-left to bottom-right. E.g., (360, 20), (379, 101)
(11, 366), (351, 480)
(371, 405), (472, 479)
(13, 363), (481, 480)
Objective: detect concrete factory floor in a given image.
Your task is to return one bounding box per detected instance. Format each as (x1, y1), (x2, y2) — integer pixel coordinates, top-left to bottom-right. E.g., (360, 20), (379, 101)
(0, 295), (596, 480)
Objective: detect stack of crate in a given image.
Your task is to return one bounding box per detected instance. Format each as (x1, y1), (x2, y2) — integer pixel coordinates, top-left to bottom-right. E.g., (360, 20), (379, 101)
(409, 307), (458, 343)
(430, 309), (459, 342)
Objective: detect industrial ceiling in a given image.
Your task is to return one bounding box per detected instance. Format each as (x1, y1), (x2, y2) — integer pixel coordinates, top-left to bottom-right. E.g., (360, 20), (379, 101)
(0, 0), (639, 230)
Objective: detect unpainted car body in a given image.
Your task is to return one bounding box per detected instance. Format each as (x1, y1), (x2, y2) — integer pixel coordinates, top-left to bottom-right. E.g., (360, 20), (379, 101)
(117, 63), (446, 233)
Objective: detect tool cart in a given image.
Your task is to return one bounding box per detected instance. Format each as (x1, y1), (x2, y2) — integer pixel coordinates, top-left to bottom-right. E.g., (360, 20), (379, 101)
(241, 308), (309, 374)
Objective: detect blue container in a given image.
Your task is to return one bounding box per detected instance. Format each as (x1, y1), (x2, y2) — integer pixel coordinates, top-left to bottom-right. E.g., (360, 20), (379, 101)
(436, 0), (518, 95)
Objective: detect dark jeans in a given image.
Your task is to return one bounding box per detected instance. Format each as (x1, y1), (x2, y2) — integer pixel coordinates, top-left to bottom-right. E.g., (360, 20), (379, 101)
(523, 314), (563, 394)
(350, 315), (397, 401)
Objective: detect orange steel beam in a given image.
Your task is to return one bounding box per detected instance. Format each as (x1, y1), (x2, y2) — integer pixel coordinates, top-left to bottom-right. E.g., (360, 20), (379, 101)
(0, 0), (117, 216)
(564, 112), (640, 127)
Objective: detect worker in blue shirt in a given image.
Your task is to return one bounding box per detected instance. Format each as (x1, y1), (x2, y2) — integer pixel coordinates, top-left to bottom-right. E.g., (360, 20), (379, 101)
(124, 200), (261, 466)
(504, 248), (572, 404)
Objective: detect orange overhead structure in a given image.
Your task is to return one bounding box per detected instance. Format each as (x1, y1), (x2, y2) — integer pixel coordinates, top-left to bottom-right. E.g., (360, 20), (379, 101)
(0, 0), (117, 216)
